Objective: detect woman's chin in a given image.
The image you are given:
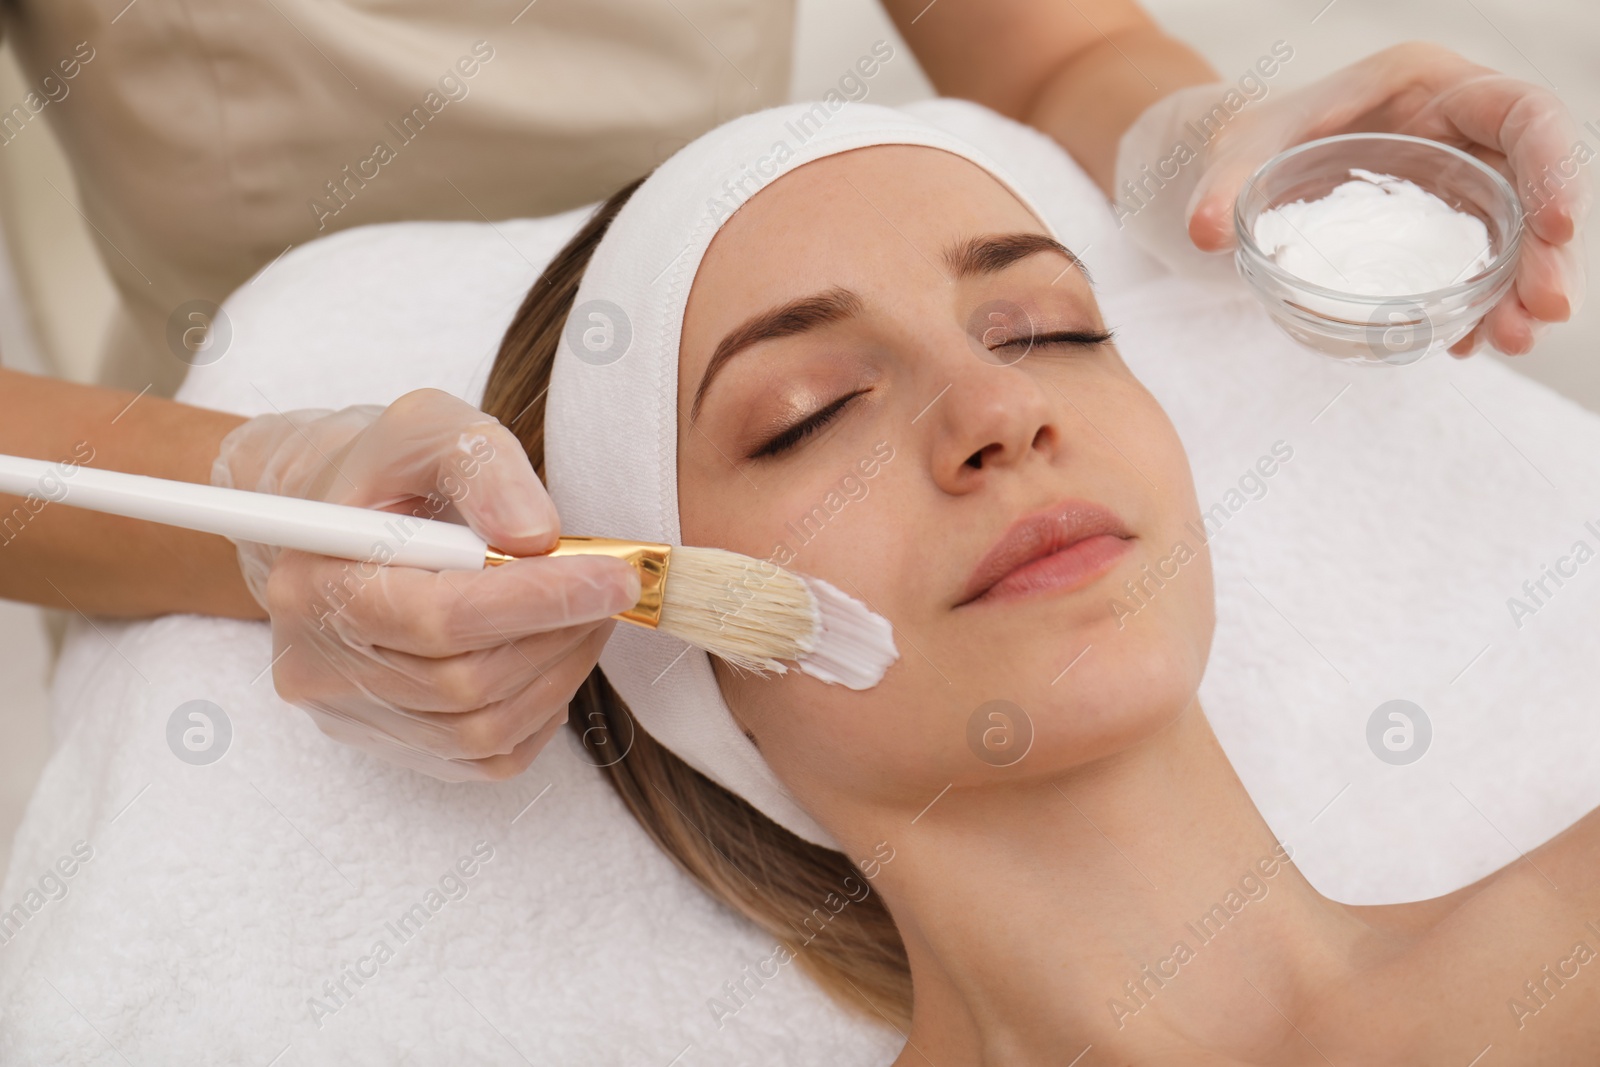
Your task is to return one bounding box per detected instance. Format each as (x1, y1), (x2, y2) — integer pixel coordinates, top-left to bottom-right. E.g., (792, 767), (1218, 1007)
(938, 613), (1207, 772)
(720, 562), (1212, 818)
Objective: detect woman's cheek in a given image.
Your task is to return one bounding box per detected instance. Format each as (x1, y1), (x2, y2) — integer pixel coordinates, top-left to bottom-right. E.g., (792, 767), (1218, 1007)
(680, 433), (913, 626)
(778, 468), (909, 601)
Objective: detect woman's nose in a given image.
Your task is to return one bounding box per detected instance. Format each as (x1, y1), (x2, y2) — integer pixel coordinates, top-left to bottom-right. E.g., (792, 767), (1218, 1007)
(923, 345), (1060, 495)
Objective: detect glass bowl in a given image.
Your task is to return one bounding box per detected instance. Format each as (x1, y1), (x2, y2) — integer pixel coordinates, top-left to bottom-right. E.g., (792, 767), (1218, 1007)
(1234, 133), (1523, 365)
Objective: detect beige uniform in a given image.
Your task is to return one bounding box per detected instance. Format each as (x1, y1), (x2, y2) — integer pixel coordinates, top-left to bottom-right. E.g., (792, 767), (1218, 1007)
(2, 0), (794, 395)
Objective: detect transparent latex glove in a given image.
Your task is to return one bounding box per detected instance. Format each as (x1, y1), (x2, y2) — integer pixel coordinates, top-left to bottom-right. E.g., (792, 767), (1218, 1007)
(1113, 43), (1590, 356)
(211, 388), (641, 781)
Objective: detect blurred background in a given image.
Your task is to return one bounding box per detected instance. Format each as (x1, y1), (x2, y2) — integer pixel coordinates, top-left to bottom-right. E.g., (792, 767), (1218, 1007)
(3, 0), (1596, 872)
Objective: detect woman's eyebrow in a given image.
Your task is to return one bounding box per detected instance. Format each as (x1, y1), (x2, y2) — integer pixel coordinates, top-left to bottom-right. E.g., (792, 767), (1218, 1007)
(943, 232), (1091, 284)
(691, 287), (863, 419)
(689, 233), (1085, 420)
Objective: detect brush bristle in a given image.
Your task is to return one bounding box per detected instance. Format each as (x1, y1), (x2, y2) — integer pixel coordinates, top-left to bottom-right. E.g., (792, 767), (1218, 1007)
(657, 547), (815, 675)
(656, 547), (898, 689)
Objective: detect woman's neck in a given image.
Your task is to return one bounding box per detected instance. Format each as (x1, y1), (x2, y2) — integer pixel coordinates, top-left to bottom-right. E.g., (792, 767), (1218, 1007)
(844, 701), (1382, 1065)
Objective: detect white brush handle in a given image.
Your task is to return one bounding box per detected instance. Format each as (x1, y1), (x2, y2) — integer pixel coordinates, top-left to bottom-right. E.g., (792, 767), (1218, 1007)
(0, 453), (492, 571)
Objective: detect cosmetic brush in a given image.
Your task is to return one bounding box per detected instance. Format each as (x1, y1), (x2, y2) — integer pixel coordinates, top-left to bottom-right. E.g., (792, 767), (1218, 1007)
(0, 454), (898, 690)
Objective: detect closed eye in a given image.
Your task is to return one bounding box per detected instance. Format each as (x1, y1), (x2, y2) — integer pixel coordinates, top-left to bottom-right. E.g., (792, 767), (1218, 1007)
(993, 328), (1115, 351)
(750, 389), (867, 459)
(747, 330), (1109, 459)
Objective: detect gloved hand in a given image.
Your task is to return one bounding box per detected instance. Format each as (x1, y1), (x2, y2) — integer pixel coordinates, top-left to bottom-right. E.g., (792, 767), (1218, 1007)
(211, 388), (641, 781)
(1114, 42), (1589, 357)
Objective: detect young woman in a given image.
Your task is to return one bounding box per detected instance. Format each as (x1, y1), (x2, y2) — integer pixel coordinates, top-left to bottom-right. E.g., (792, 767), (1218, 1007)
(479, 115), (1599, 1065)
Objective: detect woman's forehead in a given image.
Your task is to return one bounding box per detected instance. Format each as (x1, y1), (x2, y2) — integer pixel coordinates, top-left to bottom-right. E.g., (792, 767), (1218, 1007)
(708, 145), (1042, 251)
(682, 147), (1050, 350)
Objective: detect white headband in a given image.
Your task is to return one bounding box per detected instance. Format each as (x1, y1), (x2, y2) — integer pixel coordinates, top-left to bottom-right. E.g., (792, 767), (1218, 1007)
(545, 102), (1057, 849)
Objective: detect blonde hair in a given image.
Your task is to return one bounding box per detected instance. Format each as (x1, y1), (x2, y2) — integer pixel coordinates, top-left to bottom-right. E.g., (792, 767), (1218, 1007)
(479, 178), (913, 1029)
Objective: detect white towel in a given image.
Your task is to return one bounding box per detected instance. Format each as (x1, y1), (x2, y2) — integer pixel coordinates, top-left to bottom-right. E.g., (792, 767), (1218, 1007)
(3, 99), (1598, 1065)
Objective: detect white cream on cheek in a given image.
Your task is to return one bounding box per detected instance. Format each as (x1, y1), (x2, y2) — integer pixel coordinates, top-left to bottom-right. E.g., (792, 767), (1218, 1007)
(1253, 168), (1492, 295)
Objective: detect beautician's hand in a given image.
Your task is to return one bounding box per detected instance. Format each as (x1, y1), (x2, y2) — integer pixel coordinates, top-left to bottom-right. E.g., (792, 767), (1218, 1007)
(1118, 42), (1588, 356)
(210, 388), (640, 781)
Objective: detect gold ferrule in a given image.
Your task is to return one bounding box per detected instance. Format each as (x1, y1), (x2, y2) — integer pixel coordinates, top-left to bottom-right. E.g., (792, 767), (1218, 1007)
(484, 535), (669, 628)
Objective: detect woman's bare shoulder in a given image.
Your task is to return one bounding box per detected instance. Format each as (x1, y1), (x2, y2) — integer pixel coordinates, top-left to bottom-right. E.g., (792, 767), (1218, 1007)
(1339, 805), (1600, 930)
(1323, 807), (1600, 1060)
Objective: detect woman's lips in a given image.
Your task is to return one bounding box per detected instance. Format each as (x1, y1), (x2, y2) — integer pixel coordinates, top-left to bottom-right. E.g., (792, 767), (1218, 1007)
(969, 533), (1131, 605)
(957, 500), (1133, 607)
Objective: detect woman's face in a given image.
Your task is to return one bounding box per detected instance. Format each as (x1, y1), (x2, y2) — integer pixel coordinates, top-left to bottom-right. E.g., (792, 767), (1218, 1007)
(677, 145), (1214, 839)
